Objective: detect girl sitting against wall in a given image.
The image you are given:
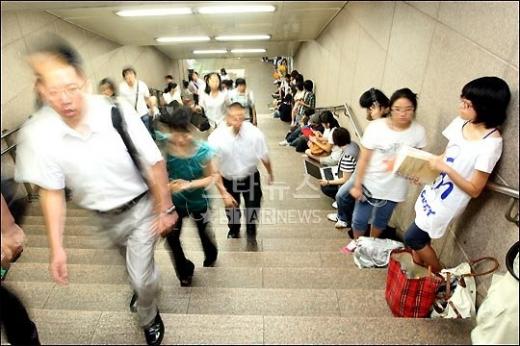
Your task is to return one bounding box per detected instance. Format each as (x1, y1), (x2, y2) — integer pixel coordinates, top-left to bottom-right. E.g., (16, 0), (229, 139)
(404, 76), (511, 273)
(347, 88), (427, 252)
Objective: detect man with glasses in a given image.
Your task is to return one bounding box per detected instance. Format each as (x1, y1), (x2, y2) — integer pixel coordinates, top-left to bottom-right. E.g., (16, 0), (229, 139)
(208, 102), (274, 250)
(15, 36), (177, 346)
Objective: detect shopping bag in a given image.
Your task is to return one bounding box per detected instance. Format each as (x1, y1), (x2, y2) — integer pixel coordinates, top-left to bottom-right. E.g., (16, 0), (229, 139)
(431, 257), (499, 319)
(385, 249), (444, 318)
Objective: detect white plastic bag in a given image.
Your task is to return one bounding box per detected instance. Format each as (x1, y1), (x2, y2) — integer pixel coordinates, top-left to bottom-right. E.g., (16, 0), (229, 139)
(431, 263), (476, 319)
(352, 237), (404, 269)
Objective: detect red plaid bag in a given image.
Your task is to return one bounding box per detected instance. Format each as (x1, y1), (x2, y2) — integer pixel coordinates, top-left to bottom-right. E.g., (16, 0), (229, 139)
(385, 249), (444, 318)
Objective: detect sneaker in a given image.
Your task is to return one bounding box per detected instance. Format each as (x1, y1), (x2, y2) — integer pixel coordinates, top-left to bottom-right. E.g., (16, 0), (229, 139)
(335, 220), (348, 229)
(345, 240), (357, 252)
(332, 201), (338, 209)
(327, 213), (338, 222)
(278, 140), (289, 146)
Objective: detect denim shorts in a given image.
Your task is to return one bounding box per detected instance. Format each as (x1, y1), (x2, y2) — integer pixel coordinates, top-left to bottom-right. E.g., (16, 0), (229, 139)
(352, 199), (397, 232)
(404, 222), (431, 250)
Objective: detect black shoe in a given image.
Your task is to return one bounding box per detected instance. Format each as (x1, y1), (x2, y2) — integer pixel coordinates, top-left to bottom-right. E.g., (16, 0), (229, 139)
(227, 231), (239, 239)
(179, 260), (195, 287)
(143, 312), (164, 346)
(203, 252), (218, 267)
(130, 292), (138, 313)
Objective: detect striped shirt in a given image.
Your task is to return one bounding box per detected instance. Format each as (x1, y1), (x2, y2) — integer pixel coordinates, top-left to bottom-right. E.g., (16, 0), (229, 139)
(337, 142), (360, 176)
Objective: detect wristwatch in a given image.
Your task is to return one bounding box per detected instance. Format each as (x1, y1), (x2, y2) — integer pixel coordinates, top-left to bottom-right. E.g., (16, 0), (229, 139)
(163, 205), (176, 214)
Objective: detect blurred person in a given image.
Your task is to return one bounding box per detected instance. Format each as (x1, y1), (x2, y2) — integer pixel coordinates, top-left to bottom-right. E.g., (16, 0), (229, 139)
(199, 72), (230, 128)
(16, 36), (177, 345)
(222, 79), (234, 96)
(98, 77), (117, 100)
(208, 102), (274, 249)
(220, 68), (230, 81)
(188, 71), (205, 105)
(1, 194), (40, 346)
(228, 78), (257, 125)
(157, 107), (236, 286)
(119, 66), (155, 139)
(327, 88), (390, 230)
(162, 82), (182, 106)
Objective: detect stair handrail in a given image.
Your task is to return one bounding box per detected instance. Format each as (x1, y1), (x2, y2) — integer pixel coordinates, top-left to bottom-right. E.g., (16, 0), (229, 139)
(1, 126), (36, 201)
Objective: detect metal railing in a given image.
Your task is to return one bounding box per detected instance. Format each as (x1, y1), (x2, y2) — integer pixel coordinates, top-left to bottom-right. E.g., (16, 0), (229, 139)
(1, 126), (36, 201)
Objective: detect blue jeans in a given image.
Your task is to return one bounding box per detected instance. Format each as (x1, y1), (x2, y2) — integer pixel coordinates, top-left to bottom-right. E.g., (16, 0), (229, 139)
(404, 222), (431, 250)
(286, 126), (301, 143)
(352, 199), (397, 233)
(140, 114), (155, 140)
(336, 175), (356, 225)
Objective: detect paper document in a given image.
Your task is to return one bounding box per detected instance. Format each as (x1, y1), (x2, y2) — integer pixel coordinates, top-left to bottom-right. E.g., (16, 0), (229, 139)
(392, 145), (440, 184)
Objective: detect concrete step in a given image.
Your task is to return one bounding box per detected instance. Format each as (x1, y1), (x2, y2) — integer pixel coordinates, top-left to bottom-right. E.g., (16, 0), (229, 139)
(8, 308), (473, 344)
(21, 223), (349, 239)
(5, 262), (387, 289)
(22, 234), (350, 252)
(16, 247), (359, 269)
(3, 281), (392, 319)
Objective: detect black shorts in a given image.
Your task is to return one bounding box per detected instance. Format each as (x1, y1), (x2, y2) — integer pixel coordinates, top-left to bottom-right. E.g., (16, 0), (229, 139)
(404, 222), (431, 250)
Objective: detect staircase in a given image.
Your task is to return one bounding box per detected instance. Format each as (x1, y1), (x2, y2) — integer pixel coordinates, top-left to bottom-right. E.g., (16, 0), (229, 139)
(1, 114), (473, 344)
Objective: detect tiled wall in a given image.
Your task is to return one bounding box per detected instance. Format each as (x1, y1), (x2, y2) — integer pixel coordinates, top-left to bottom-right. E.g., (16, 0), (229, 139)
(1, 10), (179, 132)
(294, 1), (519, 300)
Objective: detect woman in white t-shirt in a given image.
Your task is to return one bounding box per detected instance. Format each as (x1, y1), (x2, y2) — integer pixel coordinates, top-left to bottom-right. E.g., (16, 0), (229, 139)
(348, 88), (427, 248)
(403, 77), (511, 273)
(199, 72), (230, 128)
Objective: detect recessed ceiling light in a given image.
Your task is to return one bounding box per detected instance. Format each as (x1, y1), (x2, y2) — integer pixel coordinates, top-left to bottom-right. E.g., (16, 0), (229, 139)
(193, 50), (228, 54)
(198, 5), (276, 14)
(231, 48), (267, 53)
(116, 8), (192, 17)
(156, 36), (211, 43)
(215, 35), (271, 41)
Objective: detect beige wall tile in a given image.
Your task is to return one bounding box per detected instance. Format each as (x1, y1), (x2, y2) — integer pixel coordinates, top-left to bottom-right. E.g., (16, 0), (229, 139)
(1, 39), (32, 106)
(438, 2), (519, 63)
(386, 2), (436, 86)
(406, 1), (440, 18)
(350, 29), (387, 122)
(346, 1), (396, 51)
(1, 11), (23, 48)
(16, 10), (57, 37)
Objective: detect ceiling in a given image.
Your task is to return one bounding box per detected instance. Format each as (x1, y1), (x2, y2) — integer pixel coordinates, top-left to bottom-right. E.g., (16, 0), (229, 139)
(1, 1), (347, 59)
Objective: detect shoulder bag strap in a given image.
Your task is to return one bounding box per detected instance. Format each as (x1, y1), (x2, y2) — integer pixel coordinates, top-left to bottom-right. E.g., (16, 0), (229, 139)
(134, 81), (140, 112)
(111, 104), (147, 185)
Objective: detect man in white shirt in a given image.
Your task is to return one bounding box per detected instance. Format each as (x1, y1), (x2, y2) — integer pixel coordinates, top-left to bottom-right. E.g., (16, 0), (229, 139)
(208, 103), (274, 249)
(119, 67), (154, 139)
(16, 38), (177, 346)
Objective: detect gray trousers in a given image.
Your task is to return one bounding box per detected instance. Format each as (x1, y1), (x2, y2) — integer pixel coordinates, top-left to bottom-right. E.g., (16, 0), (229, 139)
(95, 194), (159, 327)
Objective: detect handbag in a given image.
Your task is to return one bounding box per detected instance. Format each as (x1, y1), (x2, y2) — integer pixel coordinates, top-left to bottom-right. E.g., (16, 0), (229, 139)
(431, 257), (499, 319)
(191, 108), (210, 132)
(309, 141), (326, 156)
(385, 248), (444, 318)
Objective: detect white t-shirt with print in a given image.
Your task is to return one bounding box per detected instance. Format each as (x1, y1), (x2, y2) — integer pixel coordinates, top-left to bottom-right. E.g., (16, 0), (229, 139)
(118, 80), (150, 116)
(414, 117), (502, 238)
(199, 91), (230, 127)
(361, 118), (427, 202)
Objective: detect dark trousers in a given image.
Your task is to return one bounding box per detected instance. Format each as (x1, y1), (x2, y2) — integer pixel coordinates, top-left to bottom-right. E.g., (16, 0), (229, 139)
(321, 185), (339, 200)
(223, 171), (263, 238)
(166, 207), (217, 280)
(0, 286), (40, 345)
